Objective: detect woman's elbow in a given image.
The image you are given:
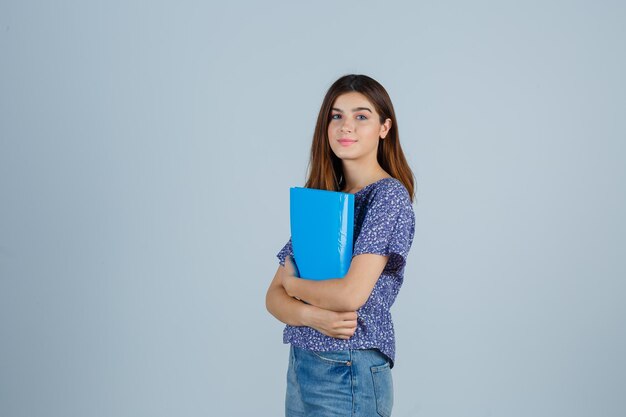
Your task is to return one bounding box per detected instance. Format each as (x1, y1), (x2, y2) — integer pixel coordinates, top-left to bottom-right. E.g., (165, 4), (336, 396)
(266, 287), (279, 316)
(265, 293), (272, 314)
(338, 288), (369, 312)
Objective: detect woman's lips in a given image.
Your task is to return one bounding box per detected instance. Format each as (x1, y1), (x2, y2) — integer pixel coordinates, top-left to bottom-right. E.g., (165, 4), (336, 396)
(338, 139), (357, 146)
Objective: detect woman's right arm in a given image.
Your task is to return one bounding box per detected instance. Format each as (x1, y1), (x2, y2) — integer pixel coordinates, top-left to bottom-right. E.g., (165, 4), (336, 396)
(266, 265), (357, 340)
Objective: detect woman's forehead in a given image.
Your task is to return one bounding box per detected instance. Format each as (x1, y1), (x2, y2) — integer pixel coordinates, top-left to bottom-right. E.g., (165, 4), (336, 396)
(332, 92), (375, 111)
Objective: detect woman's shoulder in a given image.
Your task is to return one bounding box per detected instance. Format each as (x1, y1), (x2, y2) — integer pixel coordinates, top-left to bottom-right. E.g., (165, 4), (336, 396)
(357, 177), (413, 217)
(366, 177), (411, 202)
(356, 177), (415, 238)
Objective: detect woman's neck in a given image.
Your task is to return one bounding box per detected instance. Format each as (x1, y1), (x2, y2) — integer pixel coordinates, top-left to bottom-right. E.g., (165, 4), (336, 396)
(341, 160), (390, 193)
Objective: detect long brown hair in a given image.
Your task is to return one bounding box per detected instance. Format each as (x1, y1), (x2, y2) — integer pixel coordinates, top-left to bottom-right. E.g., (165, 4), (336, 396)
(304, 74), (415, 202)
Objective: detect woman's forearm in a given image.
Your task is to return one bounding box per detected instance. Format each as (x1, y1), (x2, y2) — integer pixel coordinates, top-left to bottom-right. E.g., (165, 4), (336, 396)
(266, 282), (315, 326)
(284, 277), (353, 312)
(281, 254), (389, 312)
(266, 281), (358, 340)
(267, 264), (359, 340)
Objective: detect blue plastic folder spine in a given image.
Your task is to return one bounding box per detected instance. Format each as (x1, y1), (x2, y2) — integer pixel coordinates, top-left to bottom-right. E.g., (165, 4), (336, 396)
(289, 187), (354, 280)
(339, 196), (355, 276)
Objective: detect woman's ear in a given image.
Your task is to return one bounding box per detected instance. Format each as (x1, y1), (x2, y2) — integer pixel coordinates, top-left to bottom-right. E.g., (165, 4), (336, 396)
(379, 118), (392, 139)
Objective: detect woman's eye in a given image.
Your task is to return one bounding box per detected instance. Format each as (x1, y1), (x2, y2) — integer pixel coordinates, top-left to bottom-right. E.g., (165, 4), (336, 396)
(356, 115), (367, 120)
(330, 114), (341, 120)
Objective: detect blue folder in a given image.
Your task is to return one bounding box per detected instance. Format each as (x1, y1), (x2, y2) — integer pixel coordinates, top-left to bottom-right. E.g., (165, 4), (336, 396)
(290, 187), (355, 280)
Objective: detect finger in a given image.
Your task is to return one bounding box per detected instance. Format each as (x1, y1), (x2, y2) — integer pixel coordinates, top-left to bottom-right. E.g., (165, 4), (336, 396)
(331, 331), (351, 339)
(338, 317), (358, 325)
(336, 328), (356, 339)
(335, 320), (357, 329)
(339, 312), (358, 321)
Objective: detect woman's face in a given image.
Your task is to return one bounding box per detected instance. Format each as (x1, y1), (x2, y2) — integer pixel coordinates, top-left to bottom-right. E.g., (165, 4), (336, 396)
(327, 92), (391, 163)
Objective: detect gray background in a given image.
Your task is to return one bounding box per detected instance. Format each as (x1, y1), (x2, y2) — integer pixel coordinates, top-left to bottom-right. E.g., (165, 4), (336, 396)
(1, 1), (625, 416)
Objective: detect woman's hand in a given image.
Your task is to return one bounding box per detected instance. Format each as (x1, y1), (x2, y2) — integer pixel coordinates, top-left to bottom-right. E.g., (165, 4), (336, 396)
(305, 307), (358, 340)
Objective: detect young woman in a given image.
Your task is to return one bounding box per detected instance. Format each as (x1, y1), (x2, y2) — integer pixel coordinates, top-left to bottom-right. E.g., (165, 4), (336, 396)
(266, 74), (416, 417)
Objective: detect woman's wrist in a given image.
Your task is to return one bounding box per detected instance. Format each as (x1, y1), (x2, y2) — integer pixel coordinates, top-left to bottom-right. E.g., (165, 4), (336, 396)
(283, 274), (296, 298)
(297, 302), (317, 327)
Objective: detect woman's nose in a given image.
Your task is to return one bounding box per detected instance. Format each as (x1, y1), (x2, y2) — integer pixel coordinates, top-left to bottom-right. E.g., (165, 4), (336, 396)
(340, 120), (354, 133)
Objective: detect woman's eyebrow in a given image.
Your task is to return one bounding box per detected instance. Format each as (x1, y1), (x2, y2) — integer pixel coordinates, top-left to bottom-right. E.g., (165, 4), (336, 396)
(331, 107), (373, 113)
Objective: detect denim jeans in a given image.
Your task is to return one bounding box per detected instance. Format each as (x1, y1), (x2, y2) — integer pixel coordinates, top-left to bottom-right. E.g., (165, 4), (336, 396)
(285, 345), (394, 417)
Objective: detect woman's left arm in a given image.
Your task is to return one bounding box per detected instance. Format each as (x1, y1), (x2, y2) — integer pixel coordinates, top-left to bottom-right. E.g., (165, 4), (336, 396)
(281, 254), (388, 311)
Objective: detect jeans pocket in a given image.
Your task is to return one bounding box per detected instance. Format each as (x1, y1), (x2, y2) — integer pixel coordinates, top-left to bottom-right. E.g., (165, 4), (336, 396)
(308, 349), (352, 366)
(371, 362), (393, 417)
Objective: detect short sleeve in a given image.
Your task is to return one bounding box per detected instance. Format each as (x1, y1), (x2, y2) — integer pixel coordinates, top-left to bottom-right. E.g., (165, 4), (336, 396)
(276, 237), (293, 267)
(352, 182), (415, 272)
